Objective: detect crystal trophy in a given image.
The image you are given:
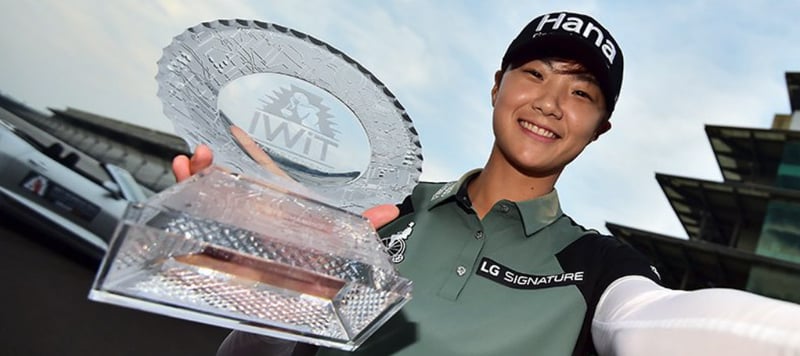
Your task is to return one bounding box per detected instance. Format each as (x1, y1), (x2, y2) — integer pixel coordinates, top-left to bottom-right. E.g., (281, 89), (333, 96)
(90, 19), (422, 351)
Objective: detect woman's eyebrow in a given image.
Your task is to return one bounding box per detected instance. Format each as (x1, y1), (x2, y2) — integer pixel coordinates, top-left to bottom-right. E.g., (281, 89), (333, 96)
(540, 59), (600, 86)
(551, 68), (600, 85)
(540, 58), (555, 70)
(573, 73), (599, 85)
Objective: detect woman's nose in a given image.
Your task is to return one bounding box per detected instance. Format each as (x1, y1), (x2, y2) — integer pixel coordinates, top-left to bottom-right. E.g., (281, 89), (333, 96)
(532, 87), (563, 119)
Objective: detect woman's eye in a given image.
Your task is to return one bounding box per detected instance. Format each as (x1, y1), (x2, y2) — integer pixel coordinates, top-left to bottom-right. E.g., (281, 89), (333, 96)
(573, 90), (593, 100)
(526, 70), (543, 79)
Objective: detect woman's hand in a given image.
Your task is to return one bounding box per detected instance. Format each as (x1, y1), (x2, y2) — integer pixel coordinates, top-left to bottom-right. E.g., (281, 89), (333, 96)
(170, 126), (401, 229)
(363, 204), (400, 230)
(172, 144), (213, 182)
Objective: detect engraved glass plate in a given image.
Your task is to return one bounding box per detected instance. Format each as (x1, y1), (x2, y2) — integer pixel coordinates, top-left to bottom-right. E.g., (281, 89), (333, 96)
(90, 167), (412, 351)
(155, 19), (422, 212)
(90, 20), (421, 351)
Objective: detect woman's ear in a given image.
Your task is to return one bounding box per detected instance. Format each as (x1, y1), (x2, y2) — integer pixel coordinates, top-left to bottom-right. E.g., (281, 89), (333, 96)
(593, 120), (612, 141)
(491, 70), (503, 106)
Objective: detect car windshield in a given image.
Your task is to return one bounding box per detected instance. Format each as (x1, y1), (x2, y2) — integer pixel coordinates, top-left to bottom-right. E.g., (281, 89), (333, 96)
(1, 117), (114, 186)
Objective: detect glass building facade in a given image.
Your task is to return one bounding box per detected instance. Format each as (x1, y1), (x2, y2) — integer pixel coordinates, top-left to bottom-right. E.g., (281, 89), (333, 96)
(609, 72), (800, 304)
(748, 140), (800, 301)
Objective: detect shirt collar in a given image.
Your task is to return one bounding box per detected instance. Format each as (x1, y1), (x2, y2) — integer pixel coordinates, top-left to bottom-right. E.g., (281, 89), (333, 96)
(427, 169), (481, 208)
(515, 188), (563, 237)
(427, 169), (563, 237)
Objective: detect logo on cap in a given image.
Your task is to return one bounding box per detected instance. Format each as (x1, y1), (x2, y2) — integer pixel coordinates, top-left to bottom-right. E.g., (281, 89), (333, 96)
(534, 12), (618, 65)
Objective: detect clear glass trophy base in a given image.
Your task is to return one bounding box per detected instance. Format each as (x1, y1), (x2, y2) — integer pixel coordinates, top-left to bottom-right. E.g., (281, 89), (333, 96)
(89, 167), (412, 351)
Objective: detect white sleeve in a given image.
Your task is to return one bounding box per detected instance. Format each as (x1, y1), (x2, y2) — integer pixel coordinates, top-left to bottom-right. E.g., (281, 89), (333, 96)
(592, 275), (800, 356)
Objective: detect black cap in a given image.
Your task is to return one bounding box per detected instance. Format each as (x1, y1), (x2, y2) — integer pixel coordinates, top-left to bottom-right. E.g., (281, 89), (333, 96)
(502, 12), (623, 115)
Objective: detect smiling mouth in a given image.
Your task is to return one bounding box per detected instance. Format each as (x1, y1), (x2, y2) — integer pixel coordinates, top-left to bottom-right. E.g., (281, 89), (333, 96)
(519, 120), (559, 139)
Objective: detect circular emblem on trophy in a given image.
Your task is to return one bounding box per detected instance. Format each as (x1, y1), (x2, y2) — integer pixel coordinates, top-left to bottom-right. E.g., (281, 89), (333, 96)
(156, 20), (422, 211)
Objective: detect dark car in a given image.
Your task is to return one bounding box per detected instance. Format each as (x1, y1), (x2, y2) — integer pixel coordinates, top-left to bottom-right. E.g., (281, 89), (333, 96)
(0, 118), (145, 261)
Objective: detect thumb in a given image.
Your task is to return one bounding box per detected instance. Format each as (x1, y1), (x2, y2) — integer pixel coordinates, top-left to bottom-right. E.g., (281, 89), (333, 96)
(362, 204), (400, 230)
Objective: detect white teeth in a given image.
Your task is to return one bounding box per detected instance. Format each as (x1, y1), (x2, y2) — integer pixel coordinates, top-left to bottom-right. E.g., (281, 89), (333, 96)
(520, 121), (557, 139)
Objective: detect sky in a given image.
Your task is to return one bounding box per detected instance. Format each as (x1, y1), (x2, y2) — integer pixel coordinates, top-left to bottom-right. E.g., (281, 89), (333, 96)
(1, 0), (799, 238)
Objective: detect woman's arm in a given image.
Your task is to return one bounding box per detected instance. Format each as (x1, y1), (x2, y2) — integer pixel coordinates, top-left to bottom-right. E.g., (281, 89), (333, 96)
(592, 275), (800, 355)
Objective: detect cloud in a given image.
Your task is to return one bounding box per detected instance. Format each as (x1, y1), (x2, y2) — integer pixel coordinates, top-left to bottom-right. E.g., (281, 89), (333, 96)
(1, 0), (799, 239)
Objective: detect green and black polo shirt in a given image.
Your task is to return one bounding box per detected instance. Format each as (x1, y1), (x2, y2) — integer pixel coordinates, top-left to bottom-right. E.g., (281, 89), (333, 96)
(317, 170), (659, 356)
